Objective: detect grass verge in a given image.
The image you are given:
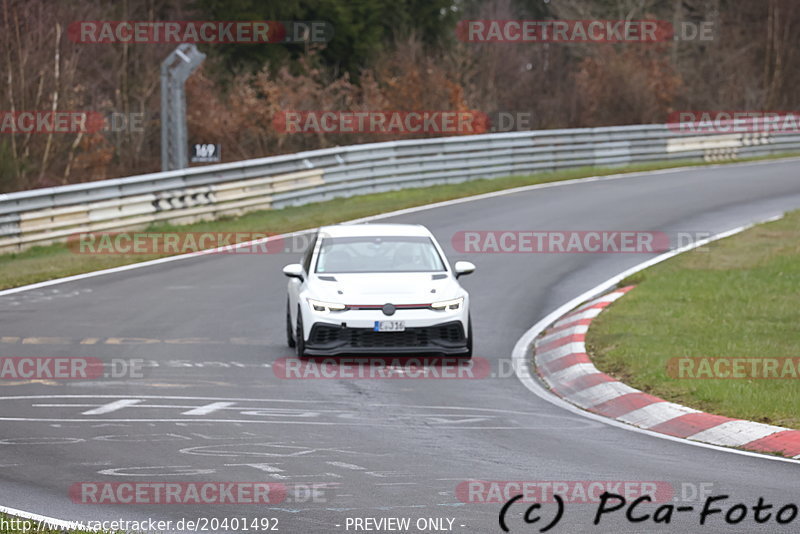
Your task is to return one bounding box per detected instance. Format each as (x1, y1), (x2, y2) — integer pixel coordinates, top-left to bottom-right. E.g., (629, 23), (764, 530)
(587, 209), (800, 429)
(0, 153), (797, 290)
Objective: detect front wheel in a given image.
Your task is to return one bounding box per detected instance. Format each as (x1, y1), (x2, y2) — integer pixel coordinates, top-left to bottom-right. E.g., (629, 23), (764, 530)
(463, 315), (473, 359)
(286, 299), (296, 348)
(295, 306), (308, 358)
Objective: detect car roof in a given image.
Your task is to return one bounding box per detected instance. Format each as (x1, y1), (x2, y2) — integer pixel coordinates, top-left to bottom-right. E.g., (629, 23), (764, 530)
(317, 223), (433, 238)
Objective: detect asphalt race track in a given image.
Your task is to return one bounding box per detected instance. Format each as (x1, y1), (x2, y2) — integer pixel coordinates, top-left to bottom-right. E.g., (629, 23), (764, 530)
(1, 159), (800, 533)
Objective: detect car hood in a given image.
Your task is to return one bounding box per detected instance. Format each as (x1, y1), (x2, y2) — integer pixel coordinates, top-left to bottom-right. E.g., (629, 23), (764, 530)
(308, 272), (461, 305)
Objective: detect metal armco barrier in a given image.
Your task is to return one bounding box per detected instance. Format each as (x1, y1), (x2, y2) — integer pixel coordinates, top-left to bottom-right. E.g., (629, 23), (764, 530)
(1, 121), (799, 252)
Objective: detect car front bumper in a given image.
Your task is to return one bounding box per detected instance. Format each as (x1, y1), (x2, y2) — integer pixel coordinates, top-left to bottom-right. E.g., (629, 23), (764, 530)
(303, 320), (469, 356)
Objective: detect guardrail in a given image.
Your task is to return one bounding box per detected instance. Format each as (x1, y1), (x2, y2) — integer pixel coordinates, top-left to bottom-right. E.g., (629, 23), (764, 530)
(2, 121), (799, 252)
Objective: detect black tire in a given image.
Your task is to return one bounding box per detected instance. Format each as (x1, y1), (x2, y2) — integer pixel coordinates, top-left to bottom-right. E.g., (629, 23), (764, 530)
(286, 299), (296, 348)
(463, 315), (473, 359)
(295, 306), (308, 358)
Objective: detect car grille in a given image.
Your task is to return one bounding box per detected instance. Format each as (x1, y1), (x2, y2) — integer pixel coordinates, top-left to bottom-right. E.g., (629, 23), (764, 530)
(351, 330), (428, 348)
(308, 322), (465, 349)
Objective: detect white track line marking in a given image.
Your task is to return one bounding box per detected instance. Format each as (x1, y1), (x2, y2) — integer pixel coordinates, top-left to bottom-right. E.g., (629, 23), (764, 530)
(81, 399), (142, 415)
(181, 401), (236, 415)
(326, 461), (367, 470)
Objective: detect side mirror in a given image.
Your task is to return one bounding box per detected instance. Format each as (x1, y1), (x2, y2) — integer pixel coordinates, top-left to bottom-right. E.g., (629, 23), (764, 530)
(282, 263), (304, 280)
(454, 261), (476, 279)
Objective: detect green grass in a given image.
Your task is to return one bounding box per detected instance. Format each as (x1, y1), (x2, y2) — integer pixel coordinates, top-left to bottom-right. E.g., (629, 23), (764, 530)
(587, 209), (800, 429)
(0, 512), (118, 533)
(0, 153), (797, 290)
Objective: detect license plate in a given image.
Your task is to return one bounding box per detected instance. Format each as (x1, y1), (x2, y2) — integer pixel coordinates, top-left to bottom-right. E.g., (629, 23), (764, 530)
(374, 321), (406, 332)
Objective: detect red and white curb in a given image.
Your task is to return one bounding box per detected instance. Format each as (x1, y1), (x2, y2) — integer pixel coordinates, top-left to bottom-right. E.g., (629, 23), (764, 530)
(534, 286), (800, 459)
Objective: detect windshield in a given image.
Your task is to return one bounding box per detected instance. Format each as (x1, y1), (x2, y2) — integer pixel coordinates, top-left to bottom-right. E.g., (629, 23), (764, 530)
(315, 236), (446, 273)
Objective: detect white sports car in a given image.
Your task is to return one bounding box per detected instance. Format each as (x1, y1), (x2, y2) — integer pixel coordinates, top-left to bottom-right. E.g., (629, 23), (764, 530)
(283, 223), (475, 358)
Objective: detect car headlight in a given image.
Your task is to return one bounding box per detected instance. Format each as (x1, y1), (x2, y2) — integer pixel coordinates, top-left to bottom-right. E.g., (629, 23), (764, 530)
(430, 297), (463, 311)
(307, 298), (347, 312)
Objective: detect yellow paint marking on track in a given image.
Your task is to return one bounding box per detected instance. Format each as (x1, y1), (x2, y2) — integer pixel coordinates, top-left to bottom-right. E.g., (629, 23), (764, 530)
(105, 337), (161, 345)
(21, 337), (70, 344)
(164, 338), (224, 345)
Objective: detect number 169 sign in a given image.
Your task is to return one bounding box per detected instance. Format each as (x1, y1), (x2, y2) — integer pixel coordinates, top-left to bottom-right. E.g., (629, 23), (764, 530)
(191, 143), (221, 163)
